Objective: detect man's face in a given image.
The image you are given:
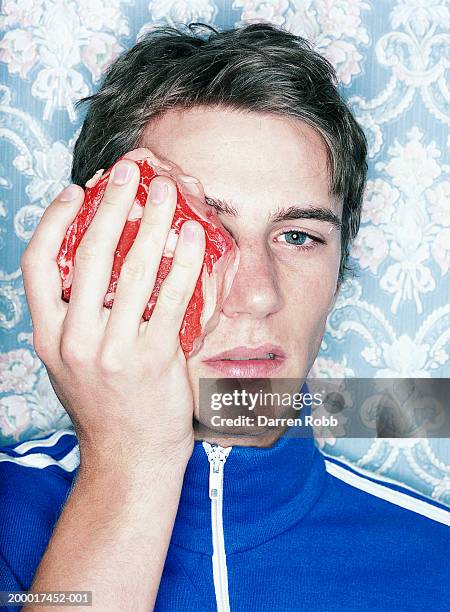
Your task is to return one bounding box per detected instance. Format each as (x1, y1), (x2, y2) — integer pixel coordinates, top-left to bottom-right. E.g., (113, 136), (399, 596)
(142, 106), (341, 437)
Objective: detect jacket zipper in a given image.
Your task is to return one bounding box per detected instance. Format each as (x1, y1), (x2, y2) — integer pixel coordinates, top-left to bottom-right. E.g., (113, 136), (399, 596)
(203, 441), (233, 612)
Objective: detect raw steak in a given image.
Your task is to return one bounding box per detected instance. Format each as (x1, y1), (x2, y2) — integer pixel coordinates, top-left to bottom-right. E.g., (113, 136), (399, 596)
(57, 152), (240, 357)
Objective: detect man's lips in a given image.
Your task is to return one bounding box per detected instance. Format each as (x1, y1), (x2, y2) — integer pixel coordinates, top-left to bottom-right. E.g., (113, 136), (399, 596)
(203, 344), (286, 377)
(204, 344), (286, 362)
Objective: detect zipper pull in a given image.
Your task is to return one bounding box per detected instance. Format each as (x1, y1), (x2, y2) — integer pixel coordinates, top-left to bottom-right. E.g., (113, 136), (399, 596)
(203, 442), (232, 500)
(209, 460), (222, 500)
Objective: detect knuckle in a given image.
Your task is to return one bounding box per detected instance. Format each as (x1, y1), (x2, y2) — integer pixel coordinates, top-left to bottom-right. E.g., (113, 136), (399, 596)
(138, 216), (162, 236)
(100, 197), (119, 209)
(60, 334), (90, 365)
(159, 281), (184, 306)
(120, 258), (147, 282)
(174, 257), (195, 272)
(135, 216), (165, 249)
(75, 239), (99, 263)
(98, 345), (123, 374)
(32, 334), (51, 363)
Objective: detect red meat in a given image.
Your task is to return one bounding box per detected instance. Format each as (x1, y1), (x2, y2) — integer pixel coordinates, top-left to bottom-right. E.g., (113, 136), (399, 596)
(57, 153), (240, 357)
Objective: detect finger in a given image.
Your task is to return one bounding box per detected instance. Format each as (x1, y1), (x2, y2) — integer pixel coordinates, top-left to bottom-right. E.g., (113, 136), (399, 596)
(64, 159), (140, 332)
(20, 184), (85, 355)
(105, 176), (177, 342)
(148, 220), (206, 352)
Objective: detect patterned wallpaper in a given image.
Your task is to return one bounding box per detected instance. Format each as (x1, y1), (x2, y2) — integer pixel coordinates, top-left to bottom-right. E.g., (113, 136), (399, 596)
(0, 0), (449, 505)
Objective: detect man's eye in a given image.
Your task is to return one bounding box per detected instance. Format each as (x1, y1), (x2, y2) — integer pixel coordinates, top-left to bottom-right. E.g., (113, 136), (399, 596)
(276, 230), (323, 252)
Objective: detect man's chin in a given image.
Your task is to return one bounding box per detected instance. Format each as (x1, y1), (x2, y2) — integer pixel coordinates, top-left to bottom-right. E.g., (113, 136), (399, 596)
(193, 406), (299, 447)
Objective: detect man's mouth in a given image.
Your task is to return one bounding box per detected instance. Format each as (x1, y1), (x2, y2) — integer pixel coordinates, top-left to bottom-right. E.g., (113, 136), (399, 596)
(205, 344), (285, 362)
(221, 353), (276, 361)
(203, 345), (286, 376)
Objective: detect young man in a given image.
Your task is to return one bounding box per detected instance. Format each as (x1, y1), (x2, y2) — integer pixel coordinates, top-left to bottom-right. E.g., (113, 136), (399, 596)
(1, 23), (449, 612)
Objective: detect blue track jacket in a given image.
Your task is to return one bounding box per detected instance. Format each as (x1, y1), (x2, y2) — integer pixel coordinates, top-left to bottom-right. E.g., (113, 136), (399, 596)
(0, 418), (449, 611)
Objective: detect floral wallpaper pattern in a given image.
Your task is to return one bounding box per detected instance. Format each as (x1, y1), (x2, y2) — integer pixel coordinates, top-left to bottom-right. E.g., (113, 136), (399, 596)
(0, 0), (449, 505)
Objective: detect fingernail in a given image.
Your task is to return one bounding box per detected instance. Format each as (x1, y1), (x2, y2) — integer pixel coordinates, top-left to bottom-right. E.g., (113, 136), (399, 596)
(150, 180), (167, 204)
(112, 162), (133, 185)
(60, 184), (80, 201)
(183, 221), (202, 243)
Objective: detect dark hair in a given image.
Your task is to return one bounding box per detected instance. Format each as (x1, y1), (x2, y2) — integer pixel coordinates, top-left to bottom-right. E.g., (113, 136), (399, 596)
(72, 22), (367, 286)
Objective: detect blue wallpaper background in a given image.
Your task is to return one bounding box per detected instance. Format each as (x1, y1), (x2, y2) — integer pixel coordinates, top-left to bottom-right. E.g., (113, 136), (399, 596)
(0, 0), (449, 505)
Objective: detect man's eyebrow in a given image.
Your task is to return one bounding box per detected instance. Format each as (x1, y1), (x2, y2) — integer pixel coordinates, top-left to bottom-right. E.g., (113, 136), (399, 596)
(204, 196), (342, 230)
(270, 205), (342, 230)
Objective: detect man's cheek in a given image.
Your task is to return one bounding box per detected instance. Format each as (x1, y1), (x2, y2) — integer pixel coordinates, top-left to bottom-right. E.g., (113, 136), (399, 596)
(283, 277), (334, 349)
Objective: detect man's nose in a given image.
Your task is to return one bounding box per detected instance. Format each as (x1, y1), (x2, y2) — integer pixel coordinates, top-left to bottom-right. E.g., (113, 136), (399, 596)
(221, 243), (283, 319)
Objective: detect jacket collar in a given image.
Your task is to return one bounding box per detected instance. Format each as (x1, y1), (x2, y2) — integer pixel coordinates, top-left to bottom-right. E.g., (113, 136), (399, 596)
(171, 384), (327, 554)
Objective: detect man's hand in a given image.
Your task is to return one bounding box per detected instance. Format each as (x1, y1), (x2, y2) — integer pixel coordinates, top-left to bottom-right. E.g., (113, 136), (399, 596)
(19, 148), (206, 610)
(21, 147), (206, 468)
